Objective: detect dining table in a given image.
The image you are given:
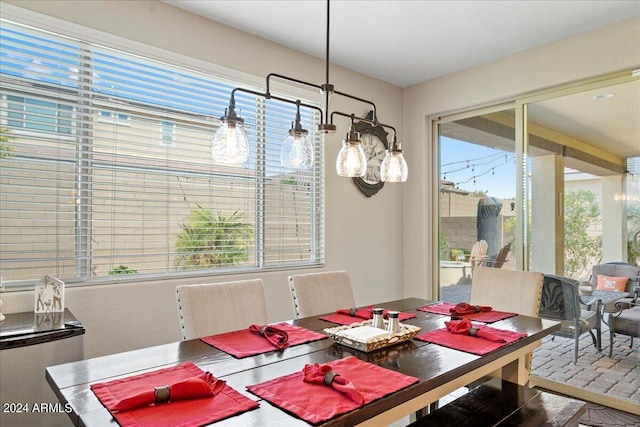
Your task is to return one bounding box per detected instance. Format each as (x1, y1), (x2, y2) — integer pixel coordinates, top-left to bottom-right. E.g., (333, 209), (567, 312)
(45, 297), (560, 427)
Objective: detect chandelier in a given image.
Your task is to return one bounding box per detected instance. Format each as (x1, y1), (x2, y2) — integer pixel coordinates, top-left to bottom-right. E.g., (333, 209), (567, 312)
(211, 0), (408, 182)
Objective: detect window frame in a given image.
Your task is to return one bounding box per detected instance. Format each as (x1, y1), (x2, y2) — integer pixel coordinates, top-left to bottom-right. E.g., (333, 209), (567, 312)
(0, 13), (325, 289)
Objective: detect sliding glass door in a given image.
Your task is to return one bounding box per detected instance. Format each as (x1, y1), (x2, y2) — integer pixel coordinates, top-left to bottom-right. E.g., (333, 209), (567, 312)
(437, 107), (517, 302)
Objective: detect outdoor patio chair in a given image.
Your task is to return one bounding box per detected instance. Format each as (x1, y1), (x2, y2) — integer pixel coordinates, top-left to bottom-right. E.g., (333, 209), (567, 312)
(585, 262), (640, 313)
(288, 270), (356, 318)
(608, 300), (640, 357)
(539, 274), (599, 364)
(176, 279), (268, 340)
(469, 240), (488, 271)
(486, 242), (511, 268)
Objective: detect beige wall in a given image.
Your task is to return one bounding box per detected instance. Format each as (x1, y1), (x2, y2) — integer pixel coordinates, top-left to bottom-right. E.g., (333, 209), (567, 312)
(2, 1), (639, 359)
(1, 1), (405, 358)
(402, 16), (640, 300)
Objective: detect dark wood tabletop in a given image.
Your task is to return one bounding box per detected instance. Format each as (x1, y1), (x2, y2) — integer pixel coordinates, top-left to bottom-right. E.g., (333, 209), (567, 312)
(45, 298), (560, 427)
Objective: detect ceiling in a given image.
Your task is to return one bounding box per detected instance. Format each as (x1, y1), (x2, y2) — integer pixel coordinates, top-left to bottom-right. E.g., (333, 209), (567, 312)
(164, 0), (639, 161)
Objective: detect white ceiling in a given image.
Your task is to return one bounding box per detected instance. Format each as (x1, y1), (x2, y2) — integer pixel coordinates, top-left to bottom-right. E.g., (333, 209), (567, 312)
(164, 0), (640, 160)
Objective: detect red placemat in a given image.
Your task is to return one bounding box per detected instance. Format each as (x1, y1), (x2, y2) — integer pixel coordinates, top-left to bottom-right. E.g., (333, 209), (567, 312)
(247, 356), (419, 425)
(201, 322), (327, 358)
(320, 306), (416, 325)
(417, 302), (517, 323)
(91, 361), (258, 427)
(415, 323), (527, 355)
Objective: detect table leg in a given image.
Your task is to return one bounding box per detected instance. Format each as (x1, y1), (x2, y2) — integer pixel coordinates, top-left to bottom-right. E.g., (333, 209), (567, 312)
(501, 353), (531, 386)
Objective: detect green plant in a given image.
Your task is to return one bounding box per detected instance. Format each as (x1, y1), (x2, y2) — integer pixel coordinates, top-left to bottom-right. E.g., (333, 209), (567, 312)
(564, 190), (602, 278)
(108, 265), (138, 275)
(439, 235), (449, 260)
(627, 204), (640, 265)
(174, 207), (253, 269)
(0, 127), (15, 158)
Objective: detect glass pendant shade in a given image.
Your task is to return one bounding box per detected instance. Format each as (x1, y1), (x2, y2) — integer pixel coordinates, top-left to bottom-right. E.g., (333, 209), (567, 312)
(211, 120), (249, 164)
(281, 130), (313, 169)
(380, 149), (408, 182)
(336, 140), (367, 177)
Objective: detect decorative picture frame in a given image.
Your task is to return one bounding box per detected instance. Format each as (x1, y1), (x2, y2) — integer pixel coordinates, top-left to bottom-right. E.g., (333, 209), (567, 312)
(34, 275), (65, 314)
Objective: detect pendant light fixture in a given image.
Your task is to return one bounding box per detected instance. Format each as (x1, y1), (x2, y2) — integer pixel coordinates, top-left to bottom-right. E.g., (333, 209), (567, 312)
(211, 0), (408, 182)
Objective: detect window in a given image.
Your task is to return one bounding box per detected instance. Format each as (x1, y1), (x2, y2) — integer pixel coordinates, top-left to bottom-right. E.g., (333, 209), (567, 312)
(0, 21), (324, 287)
(160, 121), (175, 147)
(6, 95), (73, 134)
(99, 110), (131, 125)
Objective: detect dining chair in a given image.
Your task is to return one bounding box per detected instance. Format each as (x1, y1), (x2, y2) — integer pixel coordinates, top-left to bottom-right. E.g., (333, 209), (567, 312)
(470, 266), (543, 317)
(469, 266), (543, 385)
(538, 274), (599, 364)
(288, 270), (356, 318)
(176, 279), (268, 340)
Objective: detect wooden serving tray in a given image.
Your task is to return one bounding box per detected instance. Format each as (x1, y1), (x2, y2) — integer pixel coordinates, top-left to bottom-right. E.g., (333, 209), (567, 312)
(323, 320), (421, 352)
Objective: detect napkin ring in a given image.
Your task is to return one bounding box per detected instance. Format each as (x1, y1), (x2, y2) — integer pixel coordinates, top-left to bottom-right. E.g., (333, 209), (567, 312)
(323, 370), (339, 386)
(349, 308), (358, 316)
(468, 327), (479, 337)
(259, 325), (268, 336)
(154, 385), (170, 404)
(473, 305), (482, 313)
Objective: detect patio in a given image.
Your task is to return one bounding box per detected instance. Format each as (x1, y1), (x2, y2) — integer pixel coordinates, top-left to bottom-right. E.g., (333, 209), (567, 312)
(441, 283), (640, 420)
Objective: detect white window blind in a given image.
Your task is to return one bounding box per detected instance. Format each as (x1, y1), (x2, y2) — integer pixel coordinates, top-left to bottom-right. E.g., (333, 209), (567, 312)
(0, 21), (324, 287)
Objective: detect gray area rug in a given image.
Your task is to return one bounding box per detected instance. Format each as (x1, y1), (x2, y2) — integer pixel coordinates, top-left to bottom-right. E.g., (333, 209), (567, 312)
(579, 401), (640, 426)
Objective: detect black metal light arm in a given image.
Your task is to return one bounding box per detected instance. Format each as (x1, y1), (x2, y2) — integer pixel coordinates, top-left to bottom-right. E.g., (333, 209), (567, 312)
(229, 86), (324, 124)
(330, 110), (396, 141)
(265, 73), (378, 129)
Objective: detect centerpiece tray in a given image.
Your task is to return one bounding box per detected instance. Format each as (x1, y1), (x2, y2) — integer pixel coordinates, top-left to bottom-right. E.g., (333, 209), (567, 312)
(323, 320), (421, 352)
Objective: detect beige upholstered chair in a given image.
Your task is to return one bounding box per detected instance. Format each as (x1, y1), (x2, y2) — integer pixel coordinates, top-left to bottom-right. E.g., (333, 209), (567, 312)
(288, 271), (356, 318)
(176, 279), (268, 340)
(470, 266), (543, 317)
(470, 266), (544, 385)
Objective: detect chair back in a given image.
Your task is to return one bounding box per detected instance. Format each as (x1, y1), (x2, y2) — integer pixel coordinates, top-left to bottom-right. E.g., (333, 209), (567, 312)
(470, 240), (488, 270)
(539, 275), (581, 321)
(288, 271), (356, 318)
(589, 262), (640, 294)
(176, 279), (268, 340)
(470, 267), (543, 317)
(489, 242), (511, 269)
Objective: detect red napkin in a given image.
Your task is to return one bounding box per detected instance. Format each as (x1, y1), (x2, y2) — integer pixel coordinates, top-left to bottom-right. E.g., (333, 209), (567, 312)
(450, 303), (492, 316)
(302, 363), (365, 405)
(91, 362), (259, 427)
(248, 324), (289, 349)
(112, 373), (224, 412)
(247, 356), (419, 425)
(336, 307), (373, 320)
(321, 306), (416, 325)
(201, 322), (326, 358)
(445, 318), (505, 342)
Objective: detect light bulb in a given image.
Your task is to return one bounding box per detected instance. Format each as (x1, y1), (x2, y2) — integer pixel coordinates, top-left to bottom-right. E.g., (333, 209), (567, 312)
(281, 131), (313, 169)
(336, 140), (366, 177)
(380, 149), (408, 182)
(211, 121), (249, 164)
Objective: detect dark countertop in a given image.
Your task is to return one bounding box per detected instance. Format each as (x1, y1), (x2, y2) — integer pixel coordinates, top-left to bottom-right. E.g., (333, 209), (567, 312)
(0, 308), (85, 350)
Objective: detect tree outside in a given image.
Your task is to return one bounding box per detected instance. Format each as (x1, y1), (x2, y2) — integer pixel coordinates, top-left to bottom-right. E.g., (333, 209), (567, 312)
(174, 207), (253, 269)
(564, 189), (602, 279)
(0, 127), (15, 158)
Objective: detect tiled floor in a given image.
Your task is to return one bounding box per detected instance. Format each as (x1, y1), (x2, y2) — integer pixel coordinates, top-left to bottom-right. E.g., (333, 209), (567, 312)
(441, 283), (640, 416)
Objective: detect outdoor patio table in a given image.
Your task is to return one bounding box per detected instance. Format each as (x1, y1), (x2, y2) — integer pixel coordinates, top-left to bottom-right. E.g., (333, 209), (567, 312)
(580, 290), (626, 351)
(45, 298), (559, 427)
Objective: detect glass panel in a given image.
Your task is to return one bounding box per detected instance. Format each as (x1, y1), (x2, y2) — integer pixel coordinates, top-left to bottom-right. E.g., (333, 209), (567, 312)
(438, 108), (516, 303)
(527, 79), (638, 278)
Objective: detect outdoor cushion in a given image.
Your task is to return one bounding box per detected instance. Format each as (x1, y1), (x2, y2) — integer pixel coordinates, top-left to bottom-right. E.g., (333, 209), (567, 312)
(596, 275), (628, 292)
